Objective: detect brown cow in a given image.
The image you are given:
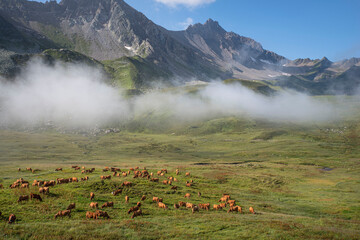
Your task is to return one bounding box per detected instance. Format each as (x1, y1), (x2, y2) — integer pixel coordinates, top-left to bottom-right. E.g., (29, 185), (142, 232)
(186, 183), (192, 187)
(184, 193), (191, 199)
(150, 178), (159, 182)
(186, 202), (194, 209)
(39, 187), (49, 194)
(141, 195), (146, 201)
(249, 207), (255, 214)
(125, 196), (129, 203)
(179, 201), (186, 207)
(100, 175), (111, 180)
(89, 202), (98, 209)
(102, 202), (114, 208)
(54, 210), (71, 219)
(171, 186), (178, 190)
(213, 204), (222, 210)
(95, 210), (110, 219)
(192, 205), (199, 213)
(228, 206), (242, 213)
(21, 183), (29, 188)
(18, 168), (21, 171)
(131, 209), (142, 219)
(55, 168), (62, 171)
(71, 177), (78, 182)
(198, 192), (201, 197)
(67, 203), (76, 210)
(30, 193), (42, 202)
(112, 189), (122, 196)
(90, 192), (95, 200)
(127, 205), (139, 214)
(219, 203), (227, 208)
(17, 195), (29, 203)
(158, 202), (168, 209)
(185, 172), (190, 176)
(0, 184), (3, 189)
(174, 203), (180, 209)
(8, 214), (16, 224)
(71, 166), (78, 169)
(199, 203), (210, 210)
(152, 197), (162, 202)
(86, 211), (97, 219)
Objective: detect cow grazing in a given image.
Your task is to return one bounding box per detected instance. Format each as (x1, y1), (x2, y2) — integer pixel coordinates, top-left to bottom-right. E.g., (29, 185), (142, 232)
(100, 175), (111, 180)
(171, 186), (177, 190)
(39, 187), (49, 194)
(17, 195), (29, 203)
(71, 177), (78, 182)
(186, 202), (194, 209)
(86, 211), (97, 219)
(186, 183), (192, 187)
(71, 166), (78, 169)
(89, 202), (98, 209)
(184, 193), (191, 199)
(102, 202), (114, 208)
(131, 209), (142, 219)
(228, 206), (242, 213)
(55, 168), (62, 171)
(213, 204), (222, 210)
(219, 203), (226, 208)
(185, 172), (190, 176)
(198, 192), (201, 197)
(95, 210), (110, 219)
(121, 181), (132, 187)
(18, 168), (21, 171)
(30, 193), (42, 202)
(8, 214), (16, 224)
(179, 201), (186, 207)
(192, 205), (199, 213)
(54, 210), (71, 219)
(249, 207), (255, 214)
(21, 183), (29, 188)
(150, 178), (159, 182)
(152, 197), (163, 203)
(125, 196), (129, 203)
(158, 202), (168, 209)
(90, 192), (95, 200)
(67, 203), (76, 210)
(174, 203), (180, 209)
(127, 205), (139, 214)
(112, 189), (122, 196)
(199, 203), (210, 211)
(141, 195), (146, 201)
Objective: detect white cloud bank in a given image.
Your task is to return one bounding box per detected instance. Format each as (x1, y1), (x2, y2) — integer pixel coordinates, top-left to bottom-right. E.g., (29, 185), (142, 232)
(154, 0), (215, 8)
(179, 17), (194, 29)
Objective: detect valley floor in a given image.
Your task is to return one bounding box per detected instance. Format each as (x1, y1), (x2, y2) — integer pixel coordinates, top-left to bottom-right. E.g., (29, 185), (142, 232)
(0, 118), (359, 239)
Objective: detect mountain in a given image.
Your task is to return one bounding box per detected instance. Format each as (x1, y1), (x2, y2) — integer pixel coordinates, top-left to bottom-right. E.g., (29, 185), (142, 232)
(0, 0), (359, 94)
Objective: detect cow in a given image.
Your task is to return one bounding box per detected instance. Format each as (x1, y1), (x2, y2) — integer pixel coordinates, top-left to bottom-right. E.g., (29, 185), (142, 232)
(95, 210), (110, 219)
(55, 168), (62, 171)
(0, 184), (3, 189)
(249, 207), (255, 214)
(158, 202), (168, 209)
(18, 168), (21, 171)
(185, 172), (190, 176)
(8, 214), (16, 224)
(17, 195), (29, 203)
(186, 202), (194, 209)
(54, 210), (71, 219)
(141, 195), (146, 201)
(184, 193), (191, 199)
(30, 193), (42, 202)
(67, 203), (76, 210)
(228, 206), (242, 213)
(90, 192), (95, 200)
(192, 205), (199, 213)
(39, 187), (49, 194)
(198, 203), (210, 210)
(176, 169), (179, 175)
(21, 183), (29, 188)
(101, 202), (114, 208)
(179, 201), (186, 207)
(131, 209), (142, 219)
(186, 183), (192, 187)
(125, 196), (129, 203)
(171, 186), (177, 190)
(71, 177), (78, 182)
(100, 175), (111, 180)
(127, 205), (139, 214)
(86, 211), (97, 219)
(219, 203), (226, 208)
(152, 197), (163, 203)
(89, 202), (98, 209)
(150, 178), (159, 182)
(213, 204), (222, 210)
(71, 166), (78, 169)
(174, 203), (180, 209)
(112, 189), (122, 196)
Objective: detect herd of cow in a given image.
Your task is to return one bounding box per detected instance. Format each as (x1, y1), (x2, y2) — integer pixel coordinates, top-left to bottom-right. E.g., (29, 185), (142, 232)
(0, 165), (256, 224)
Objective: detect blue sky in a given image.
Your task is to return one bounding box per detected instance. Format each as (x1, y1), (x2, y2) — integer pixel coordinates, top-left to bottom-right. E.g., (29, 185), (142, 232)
(35, 0), (360, 61)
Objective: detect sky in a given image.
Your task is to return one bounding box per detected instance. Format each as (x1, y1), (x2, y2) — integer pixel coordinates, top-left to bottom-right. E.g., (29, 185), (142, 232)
(35, 0), (360, 61)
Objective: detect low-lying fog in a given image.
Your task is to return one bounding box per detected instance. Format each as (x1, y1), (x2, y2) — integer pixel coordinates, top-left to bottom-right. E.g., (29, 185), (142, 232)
(0, 60), (353, 129)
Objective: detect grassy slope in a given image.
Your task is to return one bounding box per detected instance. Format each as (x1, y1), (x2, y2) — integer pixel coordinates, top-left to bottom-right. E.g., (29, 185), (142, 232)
(0, 116), (359, 239)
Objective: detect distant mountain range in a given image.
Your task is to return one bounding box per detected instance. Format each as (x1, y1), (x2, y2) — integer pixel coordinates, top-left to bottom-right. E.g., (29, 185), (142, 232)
(0, 0), (359, 94)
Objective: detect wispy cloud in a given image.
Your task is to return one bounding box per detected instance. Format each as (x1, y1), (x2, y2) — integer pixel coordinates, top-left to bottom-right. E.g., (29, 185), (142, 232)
(179, 17), (194, 29)
(154, 0), (215, 8)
